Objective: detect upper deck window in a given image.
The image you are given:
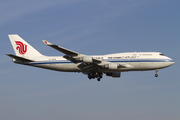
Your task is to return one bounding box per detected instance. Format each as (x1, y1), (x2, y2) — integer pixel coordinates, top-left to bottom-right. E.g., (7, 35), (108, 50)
(142, 54), (152, 56)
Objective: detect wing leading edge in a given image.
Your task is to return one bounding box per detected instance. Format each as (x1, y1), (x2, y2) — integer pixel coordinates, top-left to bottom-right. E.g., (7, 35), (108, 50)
(42, 40), (79, 56)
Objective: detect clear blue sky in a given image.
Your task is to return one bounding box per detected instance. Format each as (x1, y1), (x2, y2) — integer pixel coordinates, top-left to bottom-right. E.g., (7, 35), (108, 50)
(1, 0), (179, 120)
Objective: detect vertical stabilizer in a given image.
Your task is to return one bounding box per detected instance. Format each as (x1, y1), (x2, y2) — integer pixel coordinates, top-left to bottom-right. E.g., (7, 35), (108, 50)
(8, 34), (43, 58)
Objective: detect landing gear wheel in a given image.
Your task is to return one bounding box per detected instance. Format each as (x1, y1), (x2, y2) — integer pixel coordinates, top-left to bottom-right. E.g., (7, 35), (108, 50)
(87, 72), (103, 81)
(155, 69), (159, 77)
(155, 74), (158, 77)
(88, 76), (92, 79)
(88, 74), (92, 79)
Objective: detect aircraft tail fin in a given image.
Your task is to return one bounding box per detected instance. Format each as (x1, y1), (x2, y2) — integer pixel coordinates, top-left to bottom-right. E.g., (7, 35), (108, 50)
(8, 34), (43, 58)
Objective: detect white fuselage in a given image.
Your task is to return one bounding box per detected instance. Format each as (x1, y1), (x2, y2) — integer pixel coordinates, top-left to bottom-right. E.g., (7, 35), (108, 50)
(7, 34), (175, 80)
(19, 52), (174, 73)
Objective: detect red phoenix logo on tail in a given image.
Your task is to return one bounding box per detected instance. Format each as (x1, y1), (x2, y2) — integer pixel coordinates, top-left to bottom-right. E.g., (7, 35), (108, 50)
(15, 41), (27, 55)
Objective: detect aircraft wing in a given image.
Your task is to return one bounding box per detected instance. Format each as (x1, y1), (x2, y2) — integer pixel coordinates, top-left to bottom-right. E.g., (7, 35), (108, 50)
(42, 40), (79, 56)
(43, 40), (101, 63)
(42, 40), (134, 70)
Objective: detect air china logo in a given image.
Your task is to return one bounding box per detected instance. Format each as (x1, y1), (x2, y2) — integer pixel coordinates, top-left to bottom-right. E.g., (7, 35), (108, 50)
(15, 41), (27, 55)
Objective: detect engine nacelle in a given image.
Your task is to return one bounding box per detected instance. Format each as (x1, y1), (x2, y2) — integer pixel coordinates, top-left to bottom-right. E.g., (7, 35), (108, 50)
(83, 56), (93, 63)
(108, 63), (118, 69)
(106, 72), (121, 78)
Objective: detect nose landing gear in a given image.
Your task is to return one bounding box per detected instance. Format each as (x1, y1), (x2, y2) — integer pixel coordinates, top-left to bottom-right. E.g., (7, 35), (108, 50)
(155, 69), (159, 77)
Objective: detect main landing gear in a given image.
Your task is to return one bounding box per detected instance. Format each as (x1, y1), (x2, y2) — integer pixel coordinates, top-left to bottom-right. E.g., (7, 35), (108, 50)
(88, 72), (103, 81)
(155, 69), (159, 77)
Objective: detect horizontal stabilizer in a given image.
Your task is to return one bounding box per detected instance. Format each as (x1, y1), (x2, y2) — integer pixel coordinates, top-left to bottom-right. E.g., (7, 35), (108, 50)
(6, 53), (34, 62)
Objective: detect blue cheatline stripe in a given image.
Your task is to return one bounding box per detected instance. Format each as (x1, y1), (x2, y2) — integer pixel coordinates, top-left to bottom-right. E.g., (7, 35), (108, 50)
(25, 61), (72, 65)
(25, 59), (173, 65)
(108, 59), (172, 62)
(107, 58), (174, 62)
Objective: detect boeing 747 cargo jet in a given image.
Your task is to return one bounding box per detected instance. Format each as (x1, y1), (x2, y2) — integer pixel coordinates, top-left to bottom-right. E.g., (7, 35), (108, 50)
(6, 34), (174, 81)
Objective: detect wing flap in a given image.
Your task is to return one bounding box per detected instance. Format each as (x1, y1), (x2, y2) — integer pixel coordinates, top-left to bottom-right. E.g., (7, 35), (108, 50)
(63, 55), (79, 63)
(77, 63), (97, 72)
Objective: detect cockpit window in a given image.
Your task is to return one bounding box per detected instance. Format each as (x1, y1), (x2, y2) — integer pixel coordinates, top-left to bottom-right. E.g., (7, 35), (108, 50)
(159, 53), (165, 56)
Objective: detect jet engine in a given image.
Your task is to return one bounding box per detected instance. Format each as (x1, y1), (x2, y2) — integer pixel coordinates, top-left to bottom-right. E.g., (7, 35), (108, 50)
(106, 72), (121, 78)
(104, 63), (119, 69)
(83, 56), (93, 63)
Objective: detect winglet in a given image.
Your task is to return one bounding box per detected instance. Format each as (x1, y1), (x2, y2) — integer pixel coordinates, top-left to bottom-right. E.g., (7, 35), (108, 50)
(42, 40), (52, 45)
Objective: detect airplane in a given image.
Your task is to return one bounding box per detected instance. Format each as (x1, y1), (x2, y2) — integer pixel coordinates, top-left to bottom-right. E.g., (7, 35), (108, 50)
(6, 34), (175, 81)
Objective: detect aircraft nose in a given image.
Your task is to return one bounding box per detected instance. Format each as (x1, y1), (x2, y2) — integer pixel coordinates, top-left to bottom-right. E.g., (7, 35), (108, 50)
(170, 61), (175, 66)
(166, 59), (175, 66)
